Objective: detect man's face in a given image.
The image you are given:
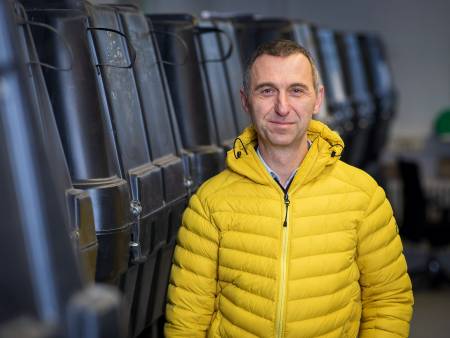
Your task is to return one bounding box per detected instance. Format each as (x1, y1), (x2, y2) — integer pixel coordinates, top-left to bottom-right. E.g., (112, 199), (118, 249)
(241, 53), (324, 151)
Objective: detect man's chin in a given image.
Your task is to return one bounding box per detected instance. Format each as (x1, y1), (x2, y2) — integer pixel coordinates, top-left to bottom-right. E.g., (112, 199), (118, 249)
(266, 137), (298, 148)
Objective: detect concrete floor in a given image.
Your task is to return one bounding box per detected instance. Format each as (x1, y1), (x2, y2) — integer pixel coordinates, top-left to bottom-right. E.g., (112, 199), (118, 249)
(403, 242), (450, 338)
(409, 288), (450, 338)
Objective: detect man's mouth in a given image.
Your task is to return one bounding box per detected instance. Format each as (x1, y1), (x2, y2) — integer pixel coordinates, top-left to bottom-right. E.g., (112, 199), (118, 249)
(269, 120), (295, 125)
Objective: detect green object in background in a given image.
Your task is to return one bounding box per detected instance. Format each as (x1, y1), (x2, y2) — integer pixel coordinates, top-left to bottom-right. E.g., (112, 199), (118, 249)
(435, 108), (450, 141)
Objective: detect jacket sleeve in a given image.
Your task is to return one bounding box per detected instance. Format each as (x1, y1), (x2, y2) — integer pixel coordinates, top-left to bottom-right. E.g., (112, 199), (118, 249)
(164, 192), (219, 337)
(357, 186), (414, 338)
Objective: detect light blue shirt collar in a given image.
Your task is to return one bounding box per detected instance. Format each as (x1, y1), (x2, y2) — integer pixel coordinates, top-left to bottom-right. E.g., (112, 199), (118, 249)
(256, 140), (311, 189)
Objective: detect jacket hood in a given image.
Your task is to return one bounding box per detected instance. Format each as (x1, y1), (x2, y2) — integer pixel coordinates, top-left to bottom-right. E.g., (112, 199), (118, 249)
(227, 120), (344, 188)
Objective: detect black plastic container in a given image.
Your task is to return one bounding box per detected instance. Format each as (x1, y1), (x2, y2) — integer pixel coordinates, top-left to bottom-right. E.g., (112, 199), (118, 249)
(201, 15), (250, 133)
(336, 32), (376, 167)
(313, 27), (355, 145)
(15, 1), (99, 281)
(358, 33), (396, 170)
(25, 4), (132, 286)
(148, 13), (225, 189)
(196, 19), (240, 149)
(115, 5), (188, 336)
(0, 1), (124, 337)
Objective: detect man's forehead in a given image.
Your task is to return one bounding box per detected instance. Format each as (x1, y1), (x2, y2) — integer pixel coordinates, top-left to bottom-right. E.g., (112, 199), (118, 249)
(250, 53), (314, 85)
(252, 53), (311, 70)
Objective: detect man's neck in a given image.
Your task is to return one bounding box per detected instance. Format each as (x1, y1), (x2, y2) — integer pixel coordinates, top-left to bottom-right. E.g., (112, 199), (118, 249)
(257, 138), (309, 187)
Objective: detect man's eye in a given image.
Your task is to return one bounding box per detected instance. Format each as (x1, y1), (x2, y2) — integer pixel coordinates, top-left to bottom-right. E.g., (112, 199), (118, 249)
(260, 88), (274, 95)
(291, 87), (305, 95)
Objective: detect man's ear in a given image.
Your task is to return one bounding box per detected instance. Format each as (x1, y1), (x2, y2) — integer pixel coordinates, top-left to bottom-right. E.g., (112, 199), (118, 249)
(240, 88), (250, 114)
(313, 85), (325, 115)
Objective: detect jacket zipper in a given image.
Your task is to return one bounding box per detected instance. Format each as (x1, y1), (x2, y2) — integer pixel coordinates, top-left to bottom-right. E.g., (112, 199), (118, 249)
(275, 181), (290, 338)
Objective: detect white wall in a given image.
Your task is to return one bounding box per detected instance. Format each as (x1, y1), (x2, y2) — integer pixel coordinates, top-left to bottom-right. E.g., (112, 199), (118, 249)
(141, 0), (450, 149)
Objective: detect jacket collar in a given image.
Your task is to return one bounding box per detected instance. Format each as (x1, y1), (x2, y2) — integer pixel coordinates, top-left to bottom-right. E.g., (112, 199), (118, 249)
(227, 120), (344, 191)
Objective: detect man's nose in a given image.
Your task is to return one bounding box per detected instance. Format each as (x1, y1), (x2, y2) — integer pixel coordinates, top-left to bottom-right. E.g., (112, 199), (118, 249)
(275, 92), (290, 116)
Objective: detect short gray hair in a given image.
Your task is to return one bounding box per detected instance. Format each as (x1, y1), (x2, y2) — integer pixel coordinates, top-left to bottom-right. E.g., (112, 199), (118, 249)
(242, 39), (320, 96)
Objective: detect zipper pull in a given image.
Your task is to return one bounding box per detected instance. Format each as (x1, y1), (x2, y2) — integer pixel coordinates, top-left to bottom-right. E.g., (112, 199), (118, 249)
(284, 193), (290, 206)
(283, 193), (290, 227)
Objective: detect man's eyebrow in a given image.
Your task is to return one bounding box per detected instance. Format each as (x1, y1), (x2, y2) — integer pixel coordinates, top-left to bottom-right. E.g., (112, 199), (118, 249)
(289, 83), (310, 90)
(253, 82), (311, 91)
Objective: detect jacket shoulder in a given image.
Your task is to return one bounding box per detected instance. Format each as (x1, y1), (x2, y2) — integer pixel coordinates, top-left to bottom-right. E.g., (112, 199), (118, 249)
(328, 160), (380, 198)
(195, 169), (243, 203)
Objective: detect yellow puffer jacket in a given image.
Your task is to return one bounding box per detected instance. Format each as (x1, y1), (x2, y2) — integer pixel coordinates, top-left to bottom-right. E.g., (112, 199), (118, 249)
(165, 120), (413, 338)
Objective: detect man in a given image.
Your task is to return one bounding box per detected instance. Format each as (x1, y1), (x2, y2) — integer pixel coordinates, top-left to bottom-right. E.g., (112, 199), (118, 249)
(165, 39), (413, 338)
